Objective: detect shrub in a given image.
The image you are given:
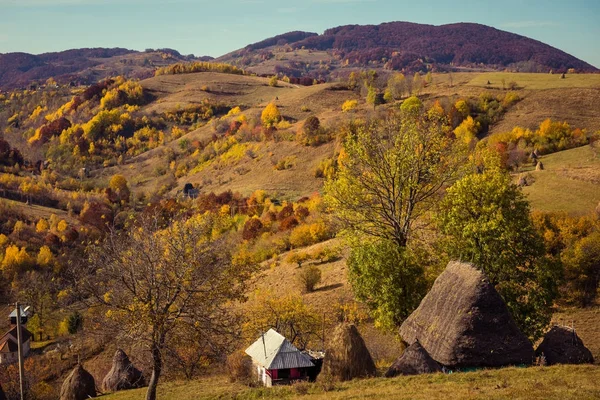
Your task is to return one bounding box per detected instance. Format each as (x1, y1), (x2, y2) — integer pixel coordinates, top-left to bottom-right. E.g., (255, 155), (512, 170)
(279, 216), (299, 231)
(286, 251), (310, 268)
(261, 103), (281, 127)
(290, 224), (314, 248)
(341, 99), (358, 112)
(242, 217), (264, 241)
(298, 265), (322, 293)
(273, 156), (295, 170)
(226, 350), (254, 384)
(277, 203), (295, 221)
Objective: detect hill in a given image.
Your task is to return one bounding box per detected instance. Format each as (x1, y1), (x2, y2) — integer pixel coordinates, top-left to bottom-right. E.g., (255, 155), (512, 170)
(218, 22), (598, 79)
(0, 47), (212, 90)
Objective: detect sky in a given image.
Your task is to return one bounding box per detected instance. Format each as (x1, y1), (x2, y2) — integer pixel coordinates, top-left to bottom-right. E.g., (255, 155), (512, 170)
(1, 0), (599, 67)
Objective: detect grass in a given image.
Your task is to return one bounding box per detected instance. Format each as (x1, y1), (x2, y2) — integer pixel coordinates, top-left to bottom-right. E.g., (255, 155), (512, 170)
(101, 364), (600, 400)
(467, 72), (600, 90)
(519, 145), (600, 214)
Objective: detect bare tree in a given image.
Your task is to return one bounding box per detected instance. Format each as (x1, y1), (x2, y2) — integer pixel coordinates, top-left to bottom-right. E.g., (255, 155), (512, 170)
(78, 213), (253, 400)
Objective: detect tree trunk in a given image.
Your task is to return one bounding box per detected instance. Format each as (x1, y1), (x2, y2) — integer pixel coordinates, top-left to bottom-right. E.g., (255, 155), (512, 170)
(145, 344), (162, 400)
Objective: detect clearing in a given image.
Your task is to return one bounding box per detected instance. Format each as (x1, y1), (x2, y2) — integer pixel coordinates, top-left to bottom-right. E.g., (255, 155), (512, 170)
(519, 145), (600, 214)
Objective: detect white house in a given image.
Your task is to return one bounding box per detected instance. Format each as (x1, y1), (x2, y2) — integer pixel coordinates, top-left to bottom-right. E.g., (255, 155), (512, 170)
(245, 329), (316, 387)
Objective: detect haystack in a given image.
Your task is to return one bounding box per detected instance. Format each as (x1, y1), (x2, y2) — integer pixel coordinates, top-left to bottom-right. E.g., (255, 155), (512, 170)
(385, 341), (442, 377)
(320, 323), (376, 381)
(400, 261), (534, 368)
(535, 326), (594, 365)
(60, 364), (96, 400)
(536, 161), (544, 170)
(102, 349), (145, 392)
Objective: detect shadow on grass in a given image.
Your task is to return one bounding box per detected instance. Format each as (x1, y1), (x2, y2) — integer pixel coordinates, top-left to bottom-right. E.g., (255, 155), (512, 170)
(313, 283), (343, 293)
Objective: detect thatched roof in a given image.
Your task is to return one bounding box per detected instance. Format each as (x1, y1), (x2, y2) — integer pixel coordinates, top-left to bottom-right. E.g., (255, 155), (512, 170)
(320, 323), (376, 381)
(385, 341), (442, 377)
(400, 261), (534, 368)
(60, 364), (97, 400)
(535, 326), (594, 365)
(102, 349), (146, 392)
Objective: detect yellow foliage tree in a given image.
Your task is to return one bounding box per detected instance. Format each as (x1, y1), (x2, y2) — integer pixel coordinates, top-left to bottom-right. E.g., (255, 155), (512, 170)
(36, 218), (49, 233)
(2, 245), (32, 273)
(57, 220), (68, 232)
(454, 116), (480, 144)
(261, 103), (281, 127)
(454, 99), (470, 117)
(37, 246), (53, 267)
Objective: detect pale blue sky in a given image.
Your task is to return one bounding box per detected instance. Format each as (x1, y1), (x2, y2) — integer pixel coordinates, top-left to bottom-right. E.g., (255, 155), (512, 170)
(1, 0), (599, 67)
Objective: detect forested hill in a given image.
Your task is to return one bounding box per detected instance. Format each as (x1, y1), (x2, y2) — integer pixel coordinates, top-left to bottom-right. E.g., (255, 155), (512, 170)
(0, 48), (211, 90)
(220, 21), (598, 75)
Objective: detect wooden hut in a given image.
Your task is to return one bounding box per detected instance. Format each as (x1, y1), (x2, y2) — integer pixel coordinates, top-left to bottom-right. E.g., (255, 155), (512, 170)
(245, 329), (315, 387)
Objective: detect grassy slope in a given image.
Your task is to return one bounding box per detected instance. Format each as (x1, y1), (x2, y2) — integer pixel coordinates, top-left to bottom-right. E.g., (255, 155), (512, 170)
(95, 71), (600, 200)
(96, 73), (363, 198)
(520, 145), (600, 214)
(101, 365), (600, 400)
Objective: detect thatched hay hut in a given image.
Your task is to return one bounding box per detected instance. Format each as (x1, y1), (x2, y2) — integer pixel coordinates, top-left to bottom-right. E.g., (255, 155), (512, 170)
(102, 349), (145, 392)
(536, 161), (544, 170)
(385, 341), (442, 377)
(320, 323), (376, 381)
(60, 364), (97, 400)
(400, 261), (534, 368)
(535, 326), (594, 365)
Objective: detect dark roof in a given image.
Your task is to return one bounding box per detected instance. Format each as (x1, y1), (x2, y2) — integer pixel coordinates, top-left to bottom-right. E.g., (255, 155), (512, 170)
(0, 325), (32, 347)
(0, 338), (17, 353)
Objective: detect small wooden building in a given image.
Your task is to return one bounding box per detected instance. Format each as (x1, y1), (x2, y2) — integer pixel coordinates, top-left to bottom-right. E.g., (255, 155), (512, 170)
(0, 326), (32, 364)
(245, 329), (315, 387)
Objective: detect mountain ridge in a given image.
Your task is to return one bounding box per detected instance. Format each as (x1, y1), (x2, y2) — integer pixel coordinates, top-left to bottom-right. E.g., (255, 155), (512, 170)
(1, 21), (597, 90)
(219, 21), (597, 78)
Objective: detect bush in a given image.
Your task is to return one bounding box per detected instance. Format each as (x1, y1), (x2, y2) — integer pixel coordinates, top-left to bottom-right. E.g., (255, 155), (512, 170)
(341, 100), (358, 112)
(242, 217), (264, 241)
(298, 265), (322, 293)
(279, 216), (299, 231)
(226, 350), (254, 384)
(290, 224), (314, 248)
(286, 251), (310, 268)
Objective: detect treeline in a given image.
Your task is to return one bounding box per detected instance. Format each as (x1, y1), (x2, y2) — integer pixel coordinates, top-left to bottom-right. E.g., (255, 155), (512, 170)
(155, 61), (247, 76)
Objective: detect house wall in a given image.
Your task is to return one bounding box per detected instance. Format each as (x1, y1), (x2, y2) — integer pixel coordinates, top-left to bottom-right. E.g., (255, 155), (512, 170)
(0, 339), (31, 364)
(0, 352), (17, 364)
(252, 362), (273, 387)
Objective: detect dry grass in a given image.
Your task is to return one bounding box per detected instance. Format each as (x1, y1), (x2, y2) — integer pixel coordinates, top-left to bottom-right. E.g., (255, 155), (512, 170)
(100, 364), (600, 400)
(519, 145), (600, 214)
(466, 72), (600, 90)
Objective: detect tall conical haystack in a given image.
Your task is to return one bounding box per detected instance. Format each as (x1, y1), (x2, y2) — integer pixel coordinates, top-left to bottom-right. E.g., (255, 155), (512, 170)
(385, 341), (442, 377)
(102, 349), (145, 392)
(400, 261), (534, 368)
(60, 364), (96, 400)
(535, 326), (594, 365)
(320, 323), (376, 381)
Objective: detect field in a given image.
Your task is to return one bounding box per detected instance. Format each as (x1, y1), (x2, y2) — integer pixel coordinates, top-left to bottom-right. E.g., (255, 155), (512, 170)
(519, 145), (600, 214)
(101, 364), (600, 400)
(466, 72), (600, 90)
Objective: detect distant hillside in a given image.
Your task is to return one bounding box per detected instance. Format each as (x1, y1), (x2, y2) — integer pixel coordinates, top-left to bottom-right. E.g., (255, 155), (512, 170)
(219, 22), (598, 78)
(0, 47), (213, 90)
